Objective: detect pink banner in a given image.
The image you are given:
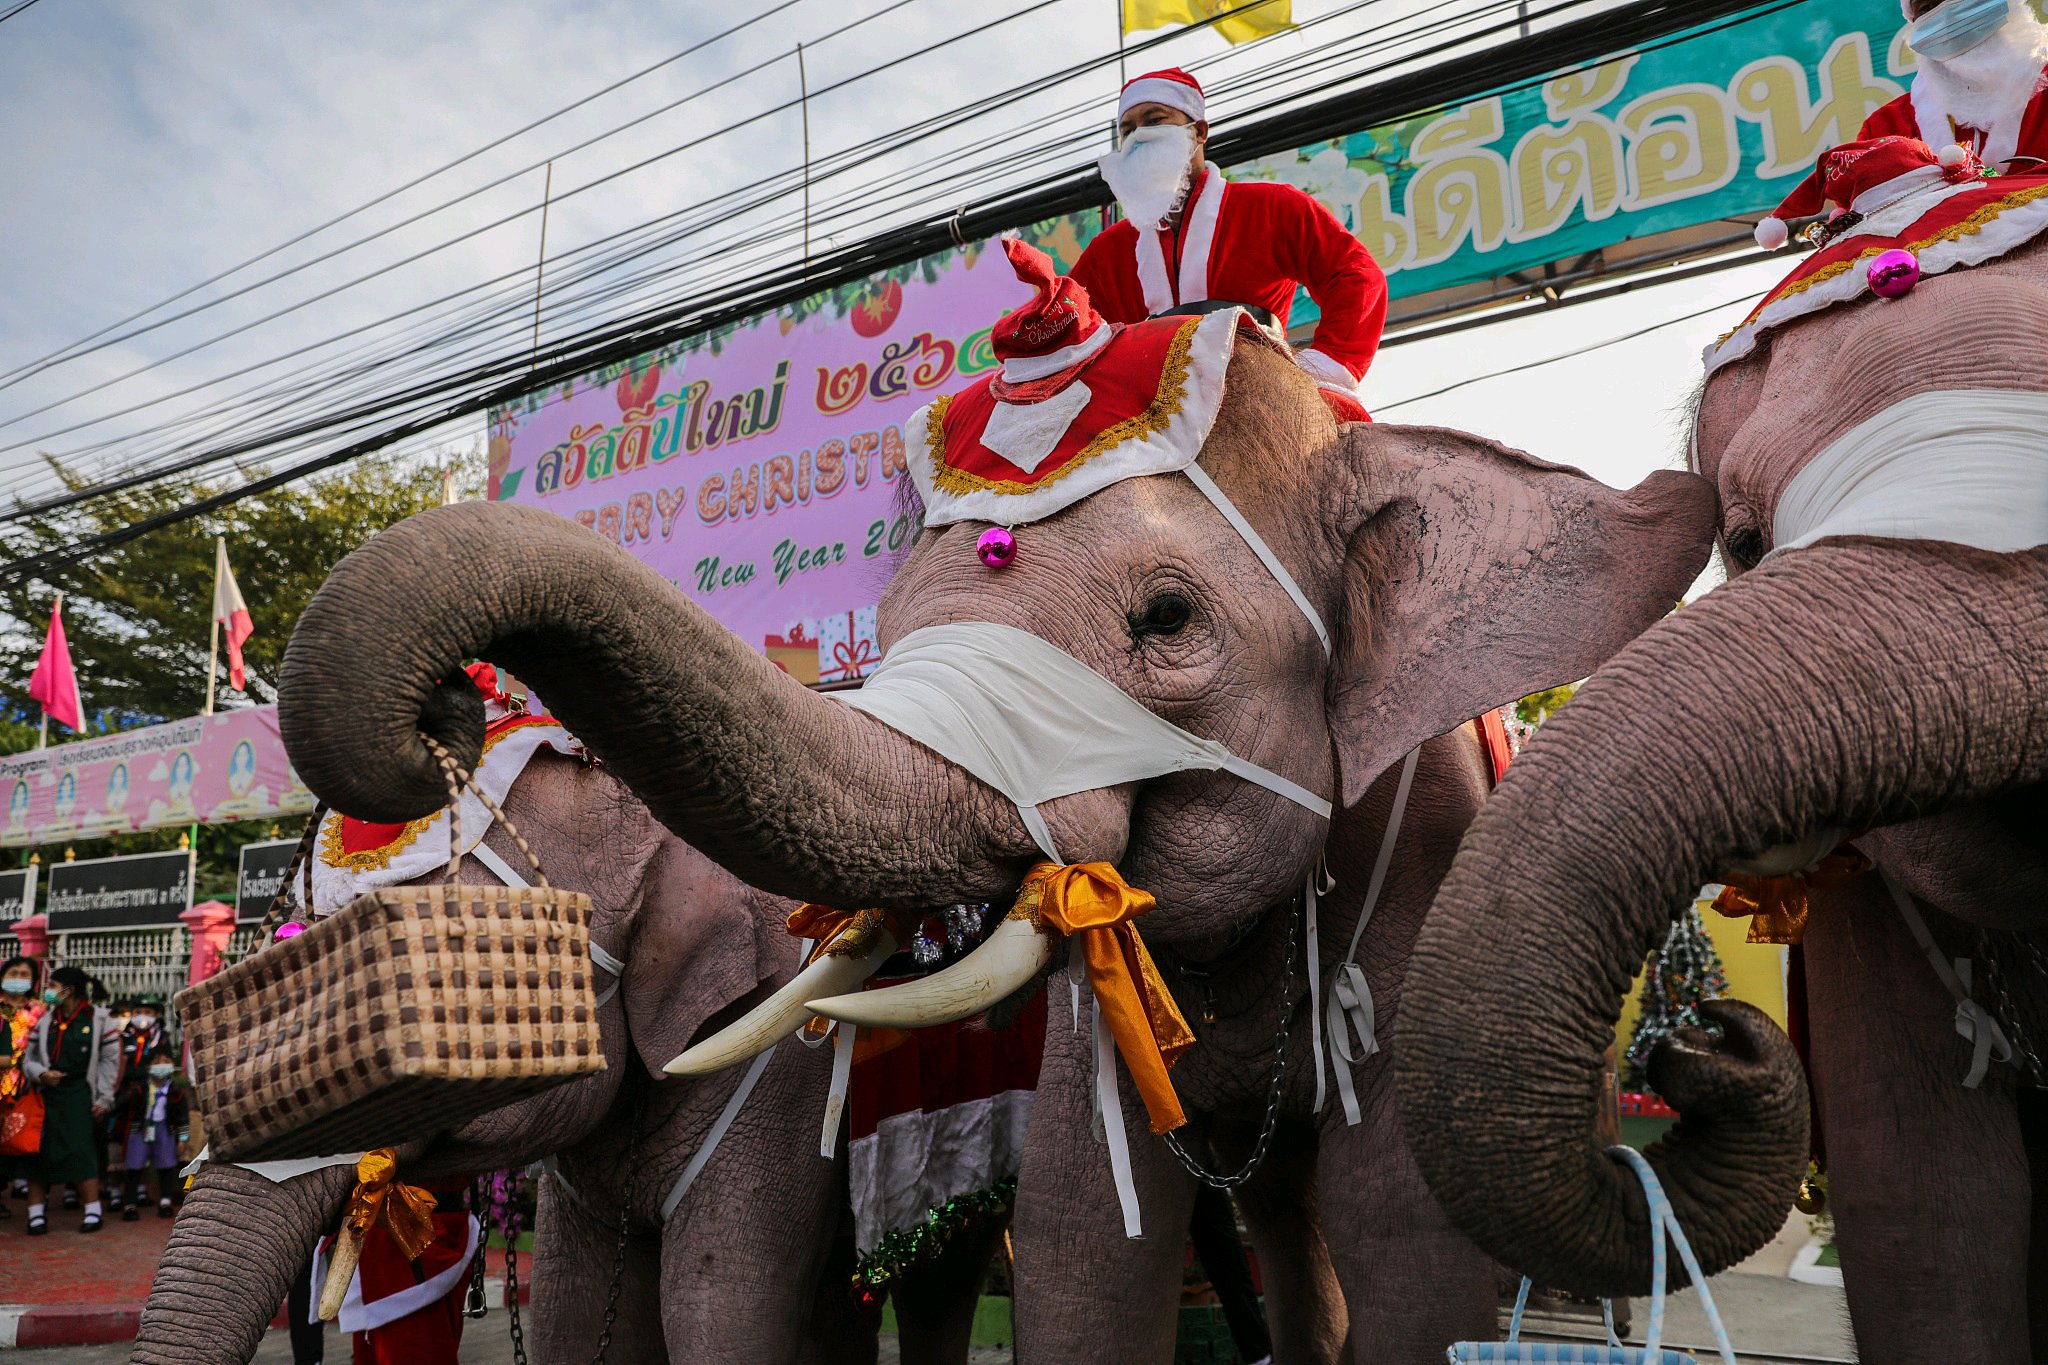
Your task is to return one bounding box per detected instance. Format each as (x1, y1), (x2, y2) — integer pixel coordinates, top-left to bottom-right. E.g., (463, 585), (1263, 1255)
(0, 706), (314, 848)
(487, 237), (1042, 663)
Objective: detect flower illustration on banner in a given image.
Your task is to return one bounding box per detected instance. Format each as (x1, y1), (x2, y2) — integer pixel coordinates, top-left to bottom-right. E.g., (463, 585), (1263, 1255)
(816, 606), (880, 683)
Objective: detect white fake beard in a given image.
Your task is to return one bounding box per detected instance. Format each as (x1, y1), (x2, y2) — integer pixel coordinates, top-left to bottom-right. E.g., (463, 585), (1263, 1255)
(1916, 7), (2048, 133)
(1098, 124), (1197, 230)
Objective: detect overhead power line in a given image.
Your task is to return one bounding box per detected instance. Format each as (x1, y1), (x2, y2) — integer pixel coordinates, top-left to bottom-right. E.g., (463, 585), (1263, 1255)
(1, 0), (1790, 577)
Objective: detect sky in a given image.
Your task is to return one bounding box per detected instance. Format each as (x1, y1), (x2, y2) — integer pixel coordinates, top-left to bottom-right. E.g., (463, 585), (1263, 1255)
(0, 0), (1786, 597)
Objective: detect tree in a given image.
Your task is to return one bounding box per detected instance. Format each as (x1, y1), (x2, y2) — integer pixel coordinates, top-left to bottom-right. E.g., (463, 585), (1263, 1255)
(0, 447), (480, 895)
(1623, 903), (1729, 1090)
(1, 448), (480, 726)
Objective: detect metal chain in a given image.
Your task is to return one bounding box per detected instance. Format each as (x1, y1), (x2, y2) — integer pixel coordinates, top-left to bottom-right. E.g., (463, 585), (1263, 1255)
(1159, 888), (1300, 1189)
(589, 1087), (648, 1365)
(1975, 929), (2047, 1086)
(504, 1210), (528, 1365)
(464, 1177), (489, 1320)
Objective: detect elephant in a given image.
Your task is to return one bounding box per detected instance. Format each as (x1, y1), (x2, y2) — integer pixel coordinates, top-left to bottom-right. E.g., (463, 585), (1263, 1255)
(1388, 209), (2048, 1358)
(273, 325), (1714, 1362)
(136, 744), (998, 1364)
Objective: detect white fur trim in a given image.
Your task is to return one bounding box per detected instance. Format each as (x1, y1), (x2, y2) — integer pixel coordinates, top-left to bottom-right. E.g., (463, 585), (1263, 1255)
(1001, 324), (1112, 382)
(848, 1088), (1033, 1253)
(979, 382), (1094, 475)
(1294, 345), (1362, 390)
(1706, 181), (2048, 373)
(1850, 164), (1950, 215)
(1118, 76), (1204, 123)
(1755, 217), (1790, 250)
(1135, 218), (1174, 315)
(909, 309), (1243, 527)
(1177, 163), (1225, 304)
(309, 721), (582, 913)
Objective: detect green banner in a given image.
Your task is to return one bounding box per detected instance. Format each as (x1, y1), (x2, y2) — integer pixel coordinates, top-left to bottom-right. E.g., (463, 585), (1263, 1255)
(1238, 0), (1912, 313)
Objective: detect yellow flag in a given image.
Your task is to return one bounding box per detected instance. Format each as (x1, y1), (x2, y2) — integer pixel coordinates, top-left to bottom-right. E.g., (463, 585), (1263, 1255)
(1123, 0), (1293, 46)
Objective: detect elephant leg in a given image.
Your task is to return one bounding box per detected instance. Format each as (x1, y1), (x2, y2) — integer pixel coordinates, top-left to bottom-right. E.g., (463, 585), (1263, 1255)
(1804, 882), (2031, 1364)
(892, 1210), (1006, 1365)
(657, 1044), (845, 1365)
(797, 1226), (881, 1365)
(2017, 1088), (2048, 1363)
(1232, 1116), (1345, 1364)
(1317, 1054), (1494, 1364)
(529, 1172), (665, 1364)
(1013, 996), (1197, 1364)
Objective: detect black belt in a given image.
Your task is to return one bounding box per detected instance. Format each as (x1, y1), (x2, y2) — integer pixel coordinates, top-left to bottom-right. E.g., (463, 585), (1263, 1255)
(1151, 299), (1277, 327)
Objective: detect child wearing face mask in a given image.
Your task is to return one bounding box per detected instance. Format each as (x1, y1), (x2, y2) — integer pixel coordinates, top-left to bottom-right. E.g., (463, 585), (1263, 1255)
(21, 966), (121, 1233)
(0, 956), (45, 1218)
(106, 996), (166, 1212)
(114, 1043), (188, 1220)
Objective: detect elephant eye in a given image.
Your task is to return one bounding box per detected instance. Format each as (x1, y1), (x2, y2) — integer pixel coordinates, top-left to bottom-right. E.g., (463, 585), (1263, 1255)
(1131, 592), (1193, 638)
(1724, 525), (1765, 570)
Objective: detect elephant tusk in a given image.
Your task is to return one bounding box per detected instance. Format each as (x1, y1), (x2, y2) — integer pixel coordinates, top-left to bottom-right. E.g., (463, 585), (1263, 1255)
(1723, 826), (1848, 878)
(318, 1220), (366, 1321)
(664, 932), (898, 1077)
(805, 915), (1055, 1029)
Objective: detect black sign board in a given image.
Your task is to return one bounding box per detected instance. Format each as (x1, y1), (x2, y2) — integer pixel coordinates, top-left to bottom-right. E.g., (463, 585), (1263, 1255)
(0, 865), (35, 924)
(45, 850), (193, 933)
(236, 838), (301, 923)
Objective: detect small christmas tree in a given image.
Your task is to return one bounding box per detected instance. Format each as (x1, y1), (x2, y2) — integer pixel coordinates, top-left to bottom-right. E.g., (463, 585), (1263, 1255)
(1624, 903), (1729, 1090)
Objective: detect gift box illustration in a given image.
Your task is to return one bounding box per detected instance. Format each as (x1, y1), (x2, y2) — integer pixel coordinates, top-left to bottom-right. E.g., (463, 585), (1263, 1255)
(763, 622), (821, 686)
(816, 605), (880, 683)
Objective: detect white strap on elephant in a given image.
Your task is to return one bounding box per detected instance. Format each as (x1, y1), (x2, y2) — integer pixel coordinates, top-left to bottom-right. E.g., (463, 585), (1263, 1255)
(1307, 745), (1420, 1127)
(1883, 871), (2015, 1089)
(1767, 388), (2048, 559)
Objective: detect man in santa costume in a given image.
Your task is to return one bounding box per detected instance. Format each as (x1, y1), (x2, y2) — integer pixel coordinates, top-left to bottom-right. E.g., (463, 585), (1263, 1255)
(1072, 67), (1387, 420)
(1859, 0), (2048, 171)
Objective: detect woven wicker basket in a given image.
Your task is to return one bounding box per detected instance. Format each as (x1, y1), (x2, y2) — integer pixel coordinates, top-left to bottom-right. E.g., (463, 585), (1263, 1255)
(179, 740), (604, 1161)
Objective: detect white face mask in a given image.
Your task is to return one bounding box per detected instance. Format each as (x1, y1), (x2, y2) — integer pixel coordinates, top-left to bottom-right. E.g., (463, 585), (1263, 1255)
(132, 1015), (156, 1031)
(840, 619), (1330, 863)
(148, 1064), (175, 1081)
(1099, 123), (1198, 230)
(1, 978), (29, 996)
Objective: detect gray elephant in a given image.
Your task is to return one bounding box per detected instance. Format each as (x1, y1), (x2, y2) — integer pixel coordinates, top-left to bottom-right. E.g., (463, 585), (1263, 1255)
(137, 745), (994, 1364)
(1390, 168), (2048, 1360)
(274, 309), (1713, 1361)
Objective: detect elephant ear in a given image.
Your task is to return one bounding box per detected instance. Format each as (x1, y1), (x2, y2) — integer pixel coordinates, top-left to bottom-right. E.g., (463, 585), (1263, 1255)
(618, 837), (796, 1080)
(1326, 422), (1716, 806)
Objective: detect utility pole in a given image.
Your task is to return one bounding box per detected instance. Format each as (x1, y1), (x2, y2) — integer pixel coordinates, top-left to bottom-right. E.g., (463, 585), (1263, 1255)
(531, 161), (553, 370)
(797, 43), (812, 281)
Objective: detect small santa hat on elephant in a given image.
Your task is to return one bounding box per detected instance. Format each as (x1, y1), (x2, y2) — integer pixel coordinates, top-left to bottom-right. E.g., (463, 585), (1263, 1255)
(1754, 134), (1986, 248)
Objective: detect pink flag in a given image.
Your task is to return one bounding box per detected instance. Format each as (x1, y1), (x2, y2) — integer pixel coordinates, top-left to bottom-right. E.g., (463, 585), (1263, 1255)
(213, 538), (255, 690)
(28, 597), (82, 732)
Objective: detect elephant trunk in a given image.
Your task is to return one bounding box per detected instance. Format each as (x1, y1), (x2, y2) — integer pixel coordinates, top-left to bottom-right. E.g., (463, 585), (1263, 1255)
(279, 502), (1049, 909)
(133, 1162), (357, 1364)
(1394, 540), (2048, 1295)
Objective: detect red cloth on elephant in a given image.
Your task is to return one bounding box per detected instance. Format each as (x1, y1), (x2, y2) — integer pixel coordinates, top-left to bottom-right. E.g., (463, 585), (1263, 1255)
(845, 988), (1045, 1253)
(314, 1181), (477, 1365)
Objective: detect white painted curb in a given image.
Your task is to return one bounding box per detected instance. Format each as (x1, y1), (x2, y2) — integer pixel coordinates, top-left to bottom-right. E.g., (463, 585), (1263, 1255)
(1788, 1239), (1844, 1287)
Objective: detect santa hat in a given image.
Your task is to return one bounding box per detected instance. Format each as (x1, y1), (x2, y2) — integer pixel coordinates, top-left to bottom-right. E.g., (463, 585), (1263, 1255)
(1755, 135), (1985, 248)
(907, 244), (1260, 527)
(990, 237), (1112, 384)
(1118, 68), (1205, 124)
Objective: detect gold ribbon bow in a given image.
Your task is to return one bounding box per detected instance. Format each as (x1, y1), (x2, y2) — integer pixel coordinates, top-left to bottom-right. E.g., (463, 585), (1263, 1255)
(1710, 849), (1873, 945)
(785, 904), (914, 1063)
(344, 1148), (438, 1263)
(1019, 861), (1195, 1135)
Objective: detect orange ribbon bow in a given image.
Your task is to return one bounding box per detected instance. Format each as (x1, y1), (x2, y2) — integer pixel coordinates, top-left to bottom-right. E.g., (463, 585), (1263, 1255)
(1020, 861), (1195, 1134)
(343, 1148), (438, 1263)
(784, 903), (913, 1064)
(1710, 849), (1873, 945)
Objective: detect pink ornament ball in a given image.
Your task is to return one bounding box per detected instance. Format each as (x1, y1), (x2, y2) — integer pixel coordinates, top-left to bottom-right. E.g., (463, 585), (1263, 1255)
(274, 921), (305, 941)
(1867, 248), (1920, 299)
(976, 526), (1016, 569)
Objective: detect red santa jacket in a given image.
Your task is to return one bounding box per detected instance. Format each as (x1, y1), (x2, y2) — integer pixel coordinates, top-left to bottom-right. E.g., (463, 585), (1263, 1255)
(1859, 68), (2048, 170)
(1071, 165), (1388, 405)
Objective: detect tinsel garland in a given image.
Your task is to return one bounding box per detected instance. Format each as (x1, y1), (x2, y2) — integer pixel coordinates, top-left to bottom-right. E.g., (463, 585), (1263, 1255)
(850, 1179), (1016, 1309)
(1624, 904), (1729, 1088)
